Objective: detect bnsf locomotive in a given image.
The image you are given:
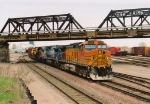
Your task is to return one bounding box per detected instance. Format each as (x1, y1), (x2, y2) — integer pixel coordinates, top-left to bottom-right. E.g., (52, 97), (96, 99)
(28, 39), (113, 80)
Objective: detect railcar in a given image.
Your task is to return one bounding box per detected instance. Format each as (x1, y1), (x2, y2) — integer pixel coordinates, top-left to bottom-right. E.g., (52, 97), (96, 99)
(131, 47), (150, 56)
(145, 47), (150, 56)
(109, 47), (130, 56)
(109, 47), (120, 55)
(115, 51), (128, 56)
(109, 46), (150, 57)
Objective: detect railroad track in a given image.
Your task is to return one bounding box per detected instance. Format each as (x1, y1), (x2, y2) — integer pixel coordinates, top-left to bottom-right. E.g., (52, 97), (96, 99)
(21, 55), (150, 103)
(98, 80), (150, 103)
(20, 57), (102, 104)
(112, 56), (150, 67)
(114, 72), (150, 89)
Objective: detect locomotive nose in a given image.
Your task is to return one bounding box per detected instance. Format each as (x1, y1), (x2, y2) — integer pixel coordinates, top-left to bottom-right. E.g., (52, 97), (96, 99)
(99, 50), (105, 54)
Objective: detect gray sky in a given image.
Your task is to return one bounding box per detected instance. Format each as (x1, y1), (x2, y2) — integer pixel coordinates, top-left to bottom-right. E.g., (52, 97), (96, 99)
(1, 0), (150, 47)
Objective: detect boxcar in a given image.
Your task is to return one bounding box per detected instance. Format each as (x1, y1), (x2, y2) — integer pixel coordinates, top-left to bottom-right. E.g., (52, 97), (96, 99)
(144, 47), (150, 56)
(109, 47), (120, 55)
(132, 47), (150, 56)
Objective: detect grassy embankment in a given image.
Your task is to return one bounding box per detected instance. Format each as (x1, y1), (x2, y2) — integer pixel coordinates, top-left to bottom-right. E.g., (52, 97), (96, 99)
(0, 63), (31, 104)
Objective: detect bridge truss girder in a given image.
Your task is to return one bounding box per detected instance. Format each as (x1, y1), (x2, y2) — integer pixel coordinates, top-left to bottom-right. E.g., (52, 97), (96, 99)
(0, 13), (86, 37)
(98, 8), (150, 30)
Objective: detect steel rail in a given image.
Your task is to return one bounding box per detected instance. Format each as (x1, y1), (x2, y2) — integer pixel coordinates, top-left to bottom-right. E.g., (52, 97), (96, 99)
(114, 72), (150, 83)
(114, 74), (150, 89)
(20, 57), (102, 104)
(98, 81), (150, 103)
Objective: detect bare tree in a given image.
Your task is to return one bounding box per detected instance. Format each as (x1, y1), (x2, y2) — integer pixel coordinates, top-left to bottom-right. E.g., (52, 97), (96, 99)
(123, 46), (128, 48)
(12, 44), (17, 49)
(138, 42), (146, 47)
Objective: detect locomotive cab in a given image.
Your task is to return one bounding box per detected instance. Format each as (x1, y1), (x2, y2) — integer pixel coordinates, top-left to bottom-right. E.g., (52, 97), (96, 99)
(78, 40), (113, 80)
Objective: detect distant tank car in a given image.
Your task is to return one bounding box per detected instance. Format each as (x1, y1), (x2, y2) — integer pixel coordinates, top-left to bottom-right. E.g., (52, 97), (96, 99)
(28, 39), (113, 80)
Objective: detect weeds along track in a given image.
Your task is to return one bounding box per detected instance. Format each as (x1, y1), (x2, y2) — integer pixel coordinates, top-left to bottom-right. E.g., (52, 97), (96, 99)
(20, 57), (102, 104)
(98, 80), (150, 103)
(114, 72), (150, 89)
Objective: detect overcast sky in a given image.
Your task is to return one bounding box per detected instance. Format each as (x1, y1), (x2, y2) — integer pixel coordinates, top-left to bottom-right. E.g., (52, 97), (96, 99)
(1, 0), (150, 48)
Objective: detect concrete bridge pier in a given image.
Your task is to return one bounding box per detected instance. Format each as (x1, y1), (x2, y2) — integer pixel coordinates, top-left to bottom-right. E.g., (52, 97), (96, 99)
(0, 42), (10, 62)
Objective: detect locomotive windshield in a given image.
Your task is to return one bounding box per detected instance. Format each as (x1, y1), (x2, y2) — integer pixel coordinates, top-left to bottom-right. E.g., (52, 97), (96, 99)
(85, 44), (96, 51)
(98, 44), (107, 49)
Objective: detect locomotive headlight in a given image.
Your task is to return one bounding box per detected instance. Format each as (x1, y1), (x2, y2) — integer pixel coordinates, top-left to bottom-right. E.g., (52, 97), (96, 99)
(99, 50), (102, 54)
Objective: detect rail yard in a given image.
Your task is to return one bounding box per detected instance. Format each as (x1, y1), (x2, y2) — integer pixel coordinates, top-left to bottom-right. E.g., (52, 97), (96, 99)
(2, 51), (148, 104)
(0, 38), (150, 103)
(0, 7), (150, 104)
(112, 55), (150, 68)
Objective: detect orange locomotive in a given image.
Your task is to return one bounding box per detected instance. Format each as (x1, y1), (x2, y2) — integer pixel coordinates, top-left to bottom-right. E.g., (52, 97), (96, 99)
(60, 39), (113, 80)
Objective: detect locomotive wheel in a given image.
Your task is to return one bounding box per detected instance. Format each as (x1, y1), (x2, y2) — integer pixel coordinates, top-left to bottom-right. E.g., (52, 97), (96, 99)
(86, 67), (90, 78)
(76, 66), (80, 75)
(60, 64), (64, 70)
(59, 63), (63, 69)
(86, 71), (90, 78)
(83, 70), (88, 77)
(57, 63), (60, 69)
(79, 70), (83, 76)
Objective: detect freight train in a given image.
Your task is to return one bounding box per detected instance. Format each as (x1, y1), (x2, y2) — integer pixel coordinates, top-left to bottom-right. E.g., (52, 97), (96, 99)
(28, 39), (113, 80)
(109, 47), (150, 56)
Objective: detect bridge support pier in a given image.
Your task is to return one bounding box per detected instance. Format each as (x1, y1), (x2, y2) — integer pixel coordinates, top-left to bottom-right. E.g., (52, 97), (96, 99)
(0, 42), (10, 62)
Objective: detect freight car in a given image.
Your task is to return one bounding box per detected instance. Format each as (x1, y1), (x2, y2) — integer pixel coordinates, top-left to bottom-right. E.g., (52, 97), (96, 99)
(109, 47), (120, 55)
(131, 47), (150, 56)
(109, 46), (150, 57)
(28, 40), (113, 80)
(115, 51), (128, 56)
(145, 47), (150, 56)
(108, 47), (128, 56)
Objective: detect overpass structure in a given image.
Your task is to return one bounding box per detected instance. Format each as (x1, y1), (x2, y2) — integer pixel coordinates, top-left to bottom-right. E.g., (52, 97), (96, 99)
(0, 8), (150, 62)
(97, 8), (150, 38)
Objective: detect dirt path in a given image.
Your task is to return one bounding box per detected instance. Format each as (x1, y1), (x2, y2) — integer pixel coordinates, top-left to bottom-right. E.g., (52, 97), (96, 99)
(25, 66), (75, 104)
(9, 53), (75, 104)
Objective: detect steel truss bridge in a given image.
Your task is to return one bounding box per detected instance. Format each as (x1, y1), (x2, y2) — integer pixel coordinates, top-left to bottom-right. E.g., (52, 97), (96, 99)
(0, 8), (150, 43)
